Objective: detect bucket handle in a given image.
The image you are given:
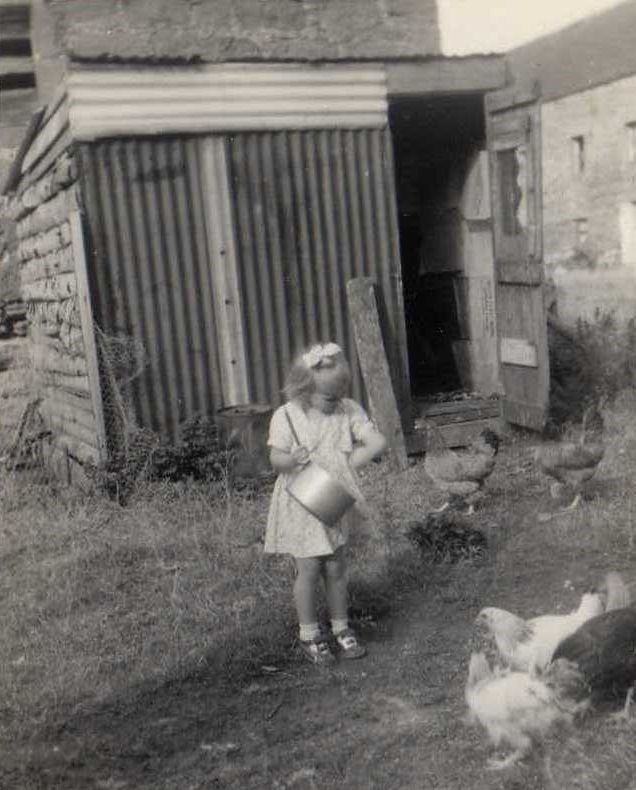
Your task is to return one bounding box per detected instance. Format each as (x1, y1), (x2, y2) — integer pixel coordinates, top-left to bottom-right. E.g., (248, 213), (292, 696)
(283, 406), (302, 447)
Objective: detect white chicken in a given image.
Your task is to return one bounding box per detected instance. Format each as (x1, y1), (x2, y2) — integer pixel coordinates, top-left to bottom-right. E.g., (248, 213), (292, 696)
(465, 652), (589, 769)
(476, 589), (605, 672)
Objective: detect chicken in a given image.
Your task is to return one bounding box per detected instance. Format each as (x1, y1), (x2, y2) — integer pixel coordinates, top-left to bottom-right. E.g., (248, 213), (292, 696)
(465, 652), (588, 769)
(551, 572), (636, 719)
(535, 403), (604, 512)
(424, 428), (500, 515)
(476, 589), (605, 673)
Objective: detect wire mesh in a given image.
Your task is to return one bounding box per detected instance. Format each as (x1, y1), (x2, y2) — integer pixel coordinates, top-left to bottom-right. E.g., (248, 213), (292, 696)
(0, 337), (52, 487)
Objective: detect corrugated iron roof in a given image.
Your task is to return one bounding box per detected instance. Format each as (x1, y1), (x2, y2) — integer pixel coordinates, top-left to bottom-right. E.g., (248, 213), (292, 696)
(507, 0), (636, 102)
(66, 64), (388, 140)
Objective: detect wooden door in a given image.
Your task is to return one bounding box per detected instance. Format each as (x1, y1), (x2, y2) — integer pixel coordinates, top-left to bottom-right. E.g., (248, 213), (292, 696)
(485, 82), (549, 430)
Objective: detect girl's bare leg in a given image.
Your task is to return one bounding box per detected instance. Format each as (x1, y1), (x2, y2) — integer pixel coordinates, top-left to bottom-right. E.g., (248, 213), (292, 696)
(322, 548), (348, 623)
(293, 556), (323, 632)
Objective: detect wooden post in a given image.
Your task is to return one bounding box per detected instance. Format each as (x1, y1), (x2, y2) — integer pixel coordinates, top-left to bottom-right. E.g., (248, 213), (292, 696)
(346, 277), (408, 471)
(69, 208), (108, 463)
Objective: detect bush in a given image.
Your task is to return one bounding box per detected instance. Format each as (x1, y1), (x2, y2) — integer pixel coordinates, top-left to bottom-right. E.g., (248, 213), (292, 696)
(548, 308), (636, 431)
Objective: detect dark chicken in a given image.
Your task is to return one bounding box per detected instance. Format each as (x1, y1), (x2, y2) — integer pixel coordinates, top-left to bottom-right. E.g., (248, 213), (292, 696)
(534, 403), (604, 511)
(551, 572), (636, 718)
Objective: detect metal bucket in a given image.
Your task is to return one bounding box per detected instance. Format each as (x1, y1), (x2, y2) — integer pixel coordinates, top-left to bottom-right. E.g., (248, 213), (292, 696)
(287, 463), (356, 526)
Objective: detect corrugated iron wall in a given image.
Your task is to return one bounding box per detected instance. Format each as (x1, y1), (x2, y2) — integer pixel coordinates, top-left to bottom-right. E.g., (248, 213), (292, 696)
(77, 126), (407, 442)
(227, 127), (407, 409)
(77, 137), (226, 440)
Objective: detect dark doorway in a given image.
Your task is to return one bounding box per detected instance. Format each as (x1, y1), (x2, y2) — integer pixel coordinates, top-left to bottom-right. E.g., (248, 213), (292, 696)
(389, 94), (486, 397)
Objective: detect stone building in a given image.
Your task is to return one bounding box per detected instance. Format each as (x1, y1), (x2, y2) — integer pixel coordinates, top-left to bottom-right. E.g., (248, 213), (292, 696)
(508, 0), (636, 270)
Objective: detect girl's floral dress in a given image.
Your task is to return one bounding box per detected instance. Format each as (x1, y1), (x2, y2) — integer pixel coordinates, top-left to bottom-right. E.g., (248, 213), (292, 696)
(264, 398), (374, 558)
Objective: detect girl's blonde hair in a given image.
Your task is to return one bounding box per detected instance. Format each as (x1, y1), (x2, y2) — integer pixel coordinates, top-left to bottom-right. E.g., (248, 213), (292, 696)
(283, 344), (351, 409)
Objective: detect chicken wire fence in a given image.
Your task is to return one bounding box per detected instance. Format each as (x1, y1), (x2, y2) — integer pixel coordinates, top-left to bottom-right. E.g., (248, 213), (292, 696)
(0, 330), (244, 495)
(0, 338), (52, 486)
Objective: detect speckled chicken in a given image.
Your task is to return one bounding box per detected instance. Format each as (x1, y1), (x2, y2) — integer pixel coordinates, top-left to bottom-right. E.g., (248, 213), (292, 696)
(476, 589), (605, 673)
(551, 572), (636, 718)
(424, 428), (500, 514)
(535, 403), (604, 511)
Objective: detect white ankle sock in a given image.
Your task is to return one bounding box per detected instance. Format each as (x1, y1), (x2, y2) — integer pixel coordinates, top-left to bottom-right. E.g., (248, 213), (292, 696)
(331, 618), (349, 636)
(299, 622), (320, 642)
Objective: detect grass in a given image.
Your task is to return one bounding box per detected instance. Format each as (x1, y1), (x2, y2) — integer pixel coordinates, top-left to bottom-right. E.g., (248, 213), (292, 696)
(2, 334), (636, 788)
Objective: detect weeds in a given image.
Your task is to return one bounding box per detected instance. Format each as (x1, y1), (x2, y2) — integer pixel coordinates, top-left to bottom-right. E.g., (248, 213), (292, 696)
(548, 308), (636, 430)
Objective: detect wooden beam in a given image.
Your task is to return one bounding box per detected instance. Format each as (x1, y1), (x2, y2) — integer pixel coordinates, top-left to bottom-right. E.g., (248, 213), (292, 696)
(69, 209), (108, 462)
(0, 56), (34, 77)
(496, 259), (543, 285)
(347, 277), (408, 471)
(406, 417), (502, 453)
(387, 56), (508, 98)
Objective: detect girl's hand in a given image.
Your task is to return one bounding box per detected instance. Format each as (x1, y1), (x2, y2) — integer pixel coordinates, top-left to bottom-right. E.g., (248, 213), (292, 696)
(292, 446), (311, 466)
(349, 430), (387, 470)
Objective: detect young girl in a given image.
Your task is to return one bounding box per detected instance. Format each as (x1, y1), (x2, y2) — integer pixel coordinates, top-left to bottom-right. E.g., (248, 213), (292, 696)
(264, 342), (387, 665)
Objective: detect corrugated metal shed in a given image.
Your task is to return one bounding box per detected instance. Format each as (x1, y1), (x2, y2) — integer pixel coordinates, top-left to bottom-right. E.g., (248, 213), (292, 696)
(73, 63), (407, 442)
(227, 127), (405, 409)
(78, 137), (229, 439)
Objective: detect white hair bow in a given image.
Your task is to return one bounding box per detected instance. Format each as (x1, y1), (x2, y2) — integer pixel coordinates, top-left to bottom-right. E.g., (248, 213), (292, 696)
(302, 342), (342, 369)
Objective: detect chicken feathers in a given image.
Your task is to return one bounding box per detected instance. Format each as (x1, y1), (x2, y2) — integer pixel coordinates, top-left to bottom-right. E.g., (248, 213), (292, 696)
(465, 652), (588, 769)
(424, 429), (499, 511)
(551, 573), (636, 717)
(477, 590), (605, 672)
(535, 404), (604, 509)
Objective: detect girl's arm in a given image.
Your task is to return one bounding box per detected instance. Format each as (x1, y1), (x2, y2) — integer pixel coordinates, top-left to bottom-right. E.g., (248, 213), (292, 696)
(349, 429), (387, 470)
(270, 445), (310, 473)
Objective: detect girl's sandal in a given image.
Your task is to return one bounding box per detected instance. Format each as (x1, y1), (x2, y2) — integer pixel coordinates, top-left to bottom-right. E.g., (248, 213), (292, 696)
(335, 629), (367, 660)
(299, 638), (336, 666)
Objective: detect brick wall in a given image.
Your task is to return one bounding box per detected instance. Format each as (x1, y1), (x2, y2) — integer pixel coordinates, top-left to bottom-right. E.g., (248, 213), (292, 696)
(31, 0), (440, 105)
(541, 73), (636, 268)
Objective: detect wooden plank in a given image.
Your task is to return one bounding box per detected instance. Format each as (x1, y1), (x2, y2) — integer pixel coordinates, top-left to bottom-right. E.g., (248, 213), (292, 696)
(347, 277), (408, 471)
(200, 136), (249, 404)
(40, 398), (97, 433)
(21, 100), (69, 175)
(20, 245), (75, 283)
(0, 56), (34, 76)
(496, 259), (543, 285)
(502, 399), (545, 432)
(387, 56), (507, 97)
(1, 105), (43, 194)
(416, 398), (501, 419)
(17, 187), (79, 239)
(15, 130), (75, 198)
(500, 337), (538, 368)
(58, 435), (100, 466)
(485, 81), (540, 114)
(38, 370), (91, 395)
(32, 343), (87, 376)
(18, 222), (72, 260)
(69, 209), (108, 462)
(43, 385), (95, 414)
(22, 271), (77, 301)
(406, 417), (501, 454)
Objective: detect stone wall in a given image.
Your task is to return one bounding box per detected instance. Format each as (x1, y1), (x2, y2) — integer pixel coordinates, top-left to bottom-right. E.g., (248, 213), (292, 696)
(541, 72), (636, 270)
(6, 149), (103, 473)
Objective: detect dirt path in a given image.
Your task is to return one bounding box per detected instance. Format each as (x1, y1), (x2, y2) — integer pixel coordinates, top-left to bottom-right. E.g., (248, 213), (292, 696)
(6, 541), (622, 790)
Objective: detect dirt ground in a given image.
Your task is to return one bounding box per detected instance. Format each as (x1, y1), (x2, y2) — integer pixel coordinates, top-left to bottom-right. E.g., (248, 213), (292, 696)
(2, 336), (636, 790)
(3, 499), (635, 790)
